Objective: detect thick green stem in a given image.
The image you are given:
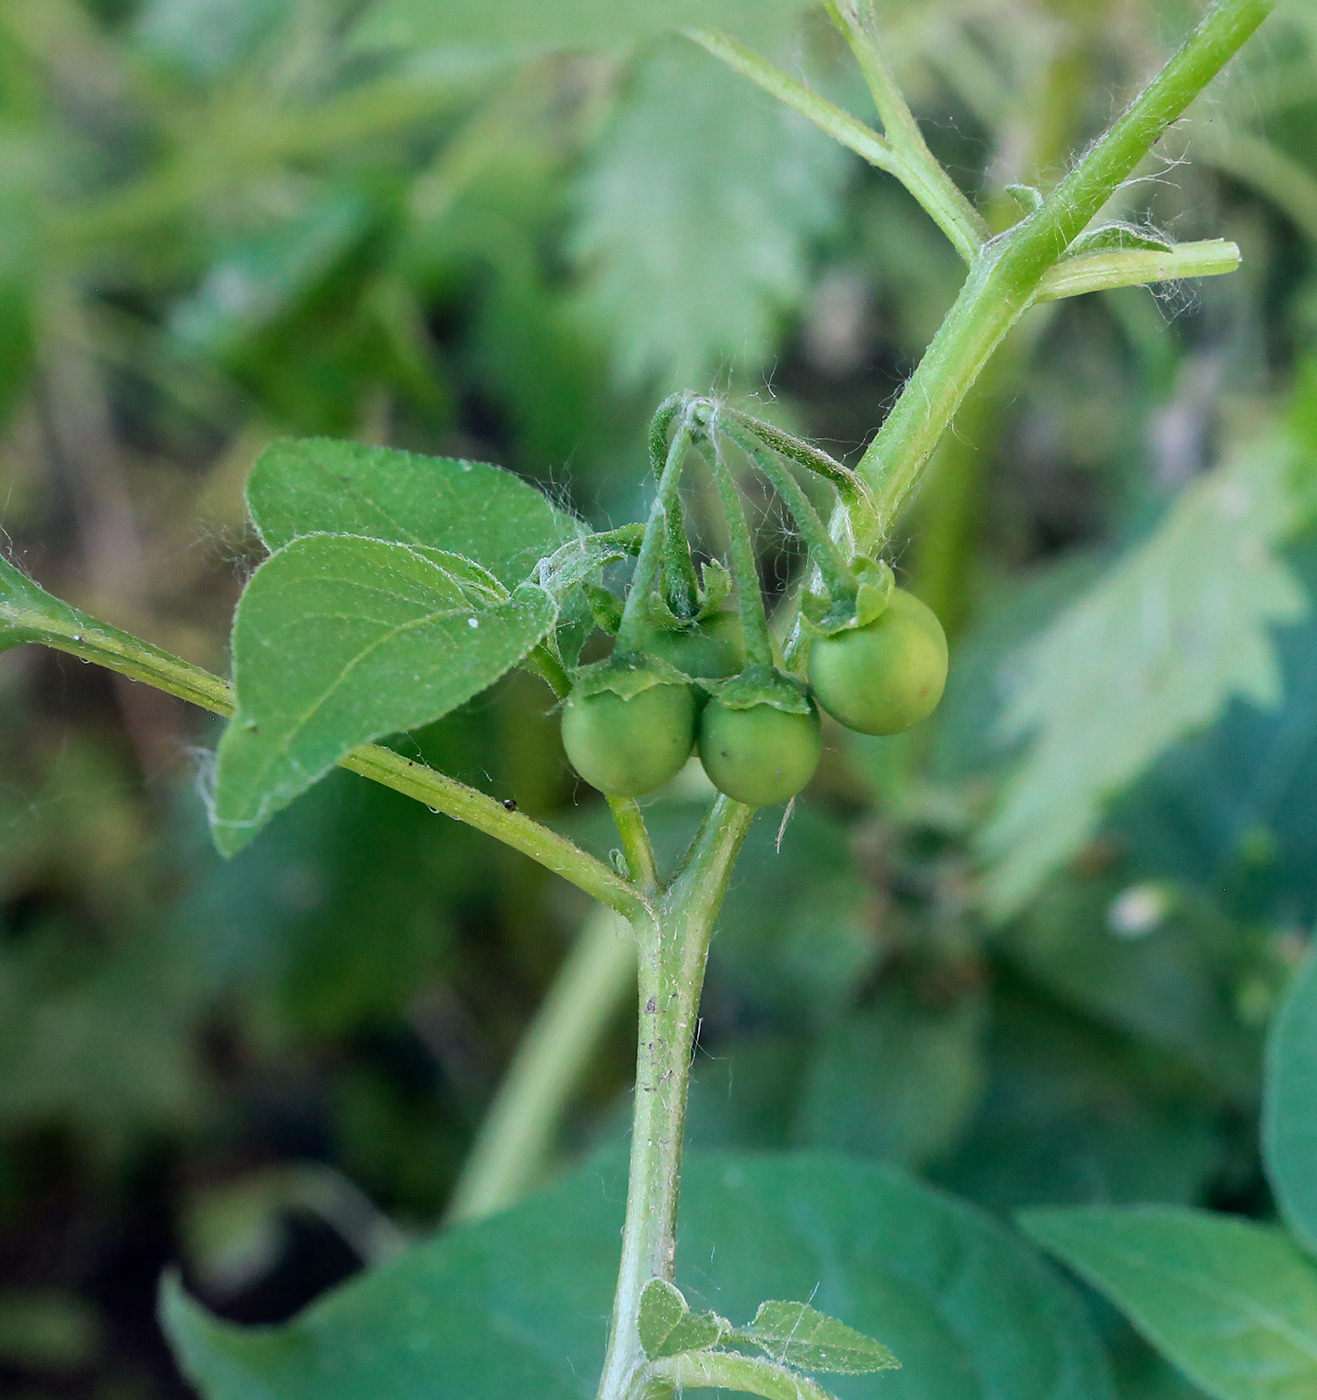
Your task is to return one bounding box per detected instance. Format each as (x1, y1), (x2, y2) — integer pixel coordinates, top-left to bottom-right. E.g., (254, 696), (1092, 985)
(445, 905), (638, 1226)
(596, 798), (754, 1400)
(853, 0), (1274, 549)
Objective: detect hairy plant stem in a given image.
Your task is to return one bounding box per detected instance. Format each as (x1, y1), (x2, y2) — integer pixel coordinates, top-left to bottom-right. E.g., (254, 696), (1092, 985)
(596, 797), (755, 1400)
(2, 605), (646, 920)
(852, 0), (1274, 546)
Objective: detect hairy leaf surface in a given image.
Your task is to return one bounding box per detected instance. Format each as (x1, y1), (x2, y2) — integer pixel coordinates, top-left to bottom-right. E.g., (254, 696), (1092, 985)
(164, 1152), (1112, 1400)
(1023, 1207), (1317, 1400)
(211, 535), (555, 855)
(247, 438), (580, 589)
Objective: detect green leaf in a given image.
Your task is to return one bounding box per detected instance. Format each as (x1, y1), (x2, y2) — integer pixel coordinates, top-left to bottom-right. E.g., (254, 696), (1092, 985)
(1264, 947), (1317, 1256)
(736, 1301), (899, 1375)
(1022, 1207), (1317, 1400)
(637, 1279), (726, 1359)
(792, 989), (985, 1169)
(163, 1151), (1113, 1400)
(211, 535), (555, 855)
(247, 438), (581, 589)
(979, 433), (1308, 918)
(571, 40), (848, 389)
(352, 0), (811, 55)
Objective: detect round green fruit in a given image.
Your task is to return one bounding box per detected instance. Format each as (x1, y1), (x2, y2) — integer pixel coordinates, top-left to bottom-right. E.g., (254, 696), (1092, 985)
(561, 681), (696, 797)
(645, 611), (745, 680)
(697, 698), (822, 807)
(808, 588), (948, 736)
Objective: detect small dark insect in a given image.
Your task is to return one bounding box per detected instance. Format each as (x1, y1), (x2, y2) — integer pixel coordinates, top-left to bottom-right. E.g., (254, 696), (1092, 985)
(502, 798), (518, 811)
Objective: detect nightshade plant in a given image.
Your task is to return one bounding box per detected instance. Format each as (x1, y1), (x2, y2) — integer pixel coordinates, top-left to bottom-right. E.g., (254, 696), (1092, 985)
(0, 2), (1277, 1398)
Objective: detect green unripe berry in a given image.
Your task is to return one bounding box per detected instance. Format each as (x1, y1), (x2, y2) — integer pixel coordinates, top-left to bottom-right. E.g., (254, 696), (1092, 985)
(561, 682), (696, 797)
(697, 698), (822, 807)
(645, 611), (745, 681)
(808, 588), (948, 736)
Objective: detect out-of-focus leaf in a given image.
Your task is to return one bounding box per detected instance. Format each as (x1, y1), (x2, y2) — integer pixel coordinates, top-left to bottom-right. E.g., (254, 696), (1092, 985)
(571, 40), (849, 389)
(711, 804), (877, 1023)
(247, 439), (581, 589)
(1264, 945), (1317, 1256)
(181, 761), (479, 1032)
(164, 1151), (1113, 1400)
(0, 930), (204, 1141)
(133, 0), (286, 79)
(935, 992), (1221, 1213)
(792, 989), (985, 1169)
(171, 191), (374, 355)
(211, 536), (555, 855)
(685, 1033), (808, 1150)
(980, 433), (1308, 918)
(352, 0), (812, 55)
(1023, 1207), (1317, 1400)
(1105, 531), (1317, 926)
(0, 1291), (102, 1372)
(1005, 876), (1265, 1098)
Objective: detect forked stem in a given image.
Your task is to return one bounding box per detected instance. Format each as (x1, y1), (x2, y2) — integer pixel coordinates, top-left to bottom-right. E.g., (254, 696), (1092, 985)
(596, 798), (754, 1400)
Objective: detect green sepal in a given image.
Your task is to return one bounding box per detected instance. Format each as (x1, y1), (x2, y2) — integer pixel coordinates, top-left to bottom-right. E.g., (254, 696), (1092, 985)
(801, 557), (894, 636)
(638, 1280), (731, 1360)
(703, 663), (813, 714)
(1067, 221), (1174, 256)
(570, 652), (692, 701)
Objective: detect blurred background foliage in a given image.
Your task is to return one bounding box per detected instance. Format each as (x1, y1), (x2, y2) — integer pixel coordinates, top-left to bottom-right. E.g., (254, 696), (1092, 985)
(1, 0), (1316, 1396)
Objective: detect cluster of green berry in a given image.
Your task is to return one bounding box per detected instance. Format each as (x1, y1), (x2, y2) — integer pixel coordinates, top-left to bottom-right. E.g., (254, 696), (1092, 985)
(559, 396), (948, 810)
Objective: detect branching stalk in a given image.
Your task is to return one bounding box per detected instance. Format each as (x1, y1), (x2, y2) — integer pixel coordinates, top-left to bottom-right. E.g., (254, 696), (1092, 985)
(684, 27), (985, 265)
(721, 420), (856, 605)
(851, 0), (1274, 547)
(595, 798), (754, 1400)
(824, 0), (989, 263)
